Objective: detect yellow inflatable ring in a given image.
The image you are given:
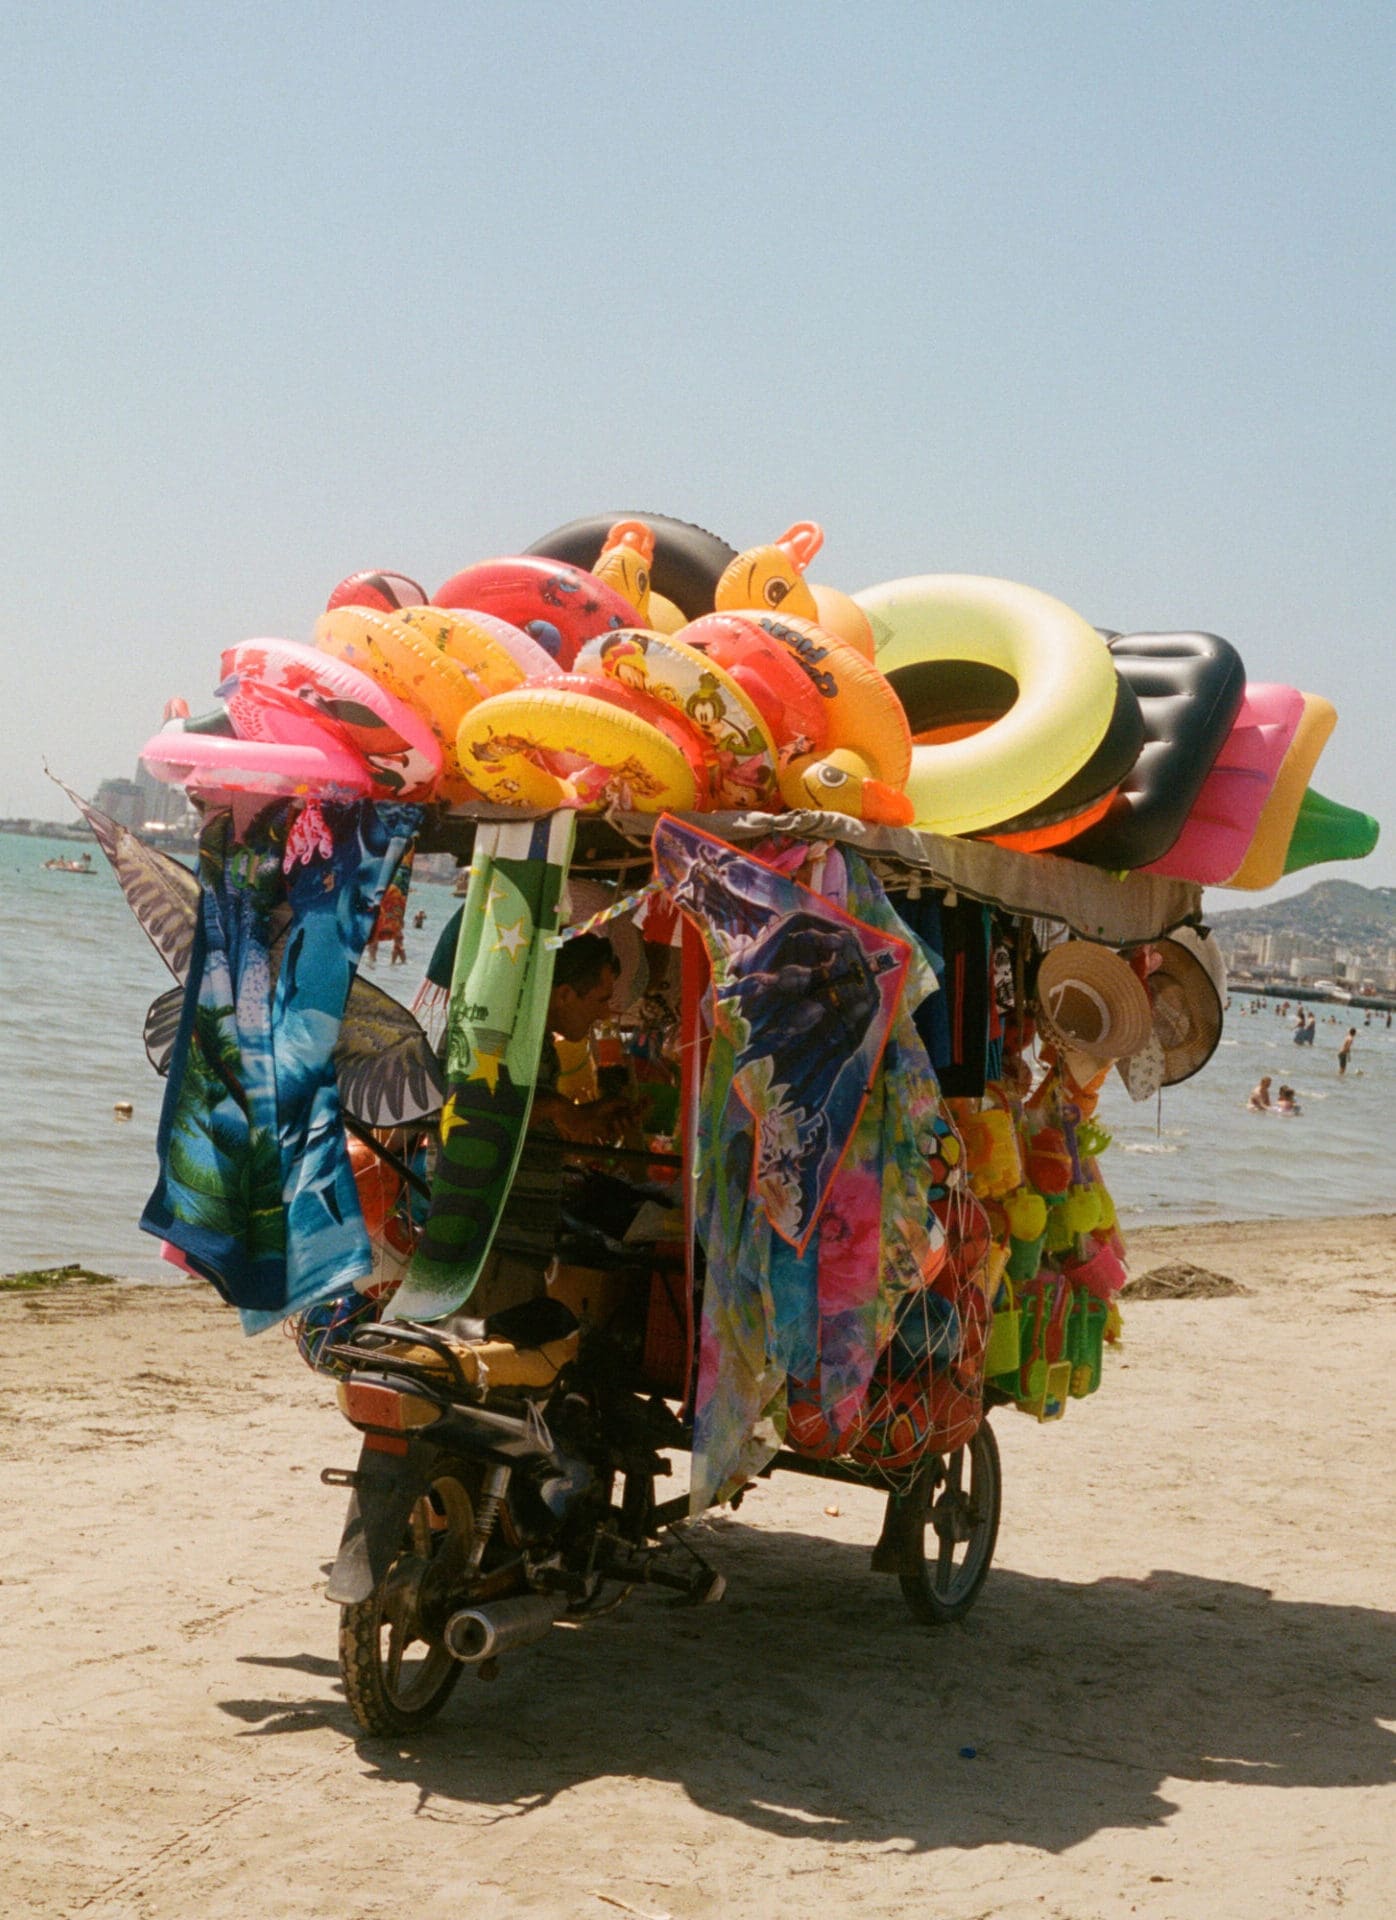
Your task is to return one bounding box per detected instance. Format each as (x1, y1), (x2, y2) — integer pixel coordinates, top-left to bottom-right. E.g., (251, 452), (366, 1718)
(395, 604), (557, 693)
(738, 613), (912, 786)
(314, 607), (487, 803)
(457, 685), (702, 813)
(853, 575), (1117, 836)
(1227, 692), (1336, 889)
(573, 629), (780, 808)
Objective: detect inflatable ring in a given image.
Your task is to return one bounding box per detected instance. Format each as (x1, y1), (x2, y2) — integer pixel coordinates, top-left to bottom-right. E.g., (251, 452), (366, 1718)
(741, 613), (912, 786)
(433, 556), (637, 669)
(893, 656), (1142, 849)
(1141, 683), (1305, 885)
(141, 726), (373, 801)
(531, 671), (713, 808)
(524, 513), (738, 621)
(326, 570), (427, 613)
(395, 604), (557, 694)
(853, 575), (1117, 837)
(314, 609), (489, 801)
(680, 613), (829, 758)
(457, 685), (702, 813)
(1065, 631), (1247, 871)
(983, 671), (1146, 851)
(1227, 693), (1337, 889)
(573, 629), (781, 808)
(219, 637), (443, 801)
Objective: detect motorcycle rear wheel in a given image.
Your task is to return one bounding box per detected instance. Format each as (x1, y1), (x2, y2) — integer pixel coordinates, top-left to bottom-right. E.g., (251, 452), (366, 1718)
(898, 1421), (1001, 1625)
(339, 1458), (480, 1735)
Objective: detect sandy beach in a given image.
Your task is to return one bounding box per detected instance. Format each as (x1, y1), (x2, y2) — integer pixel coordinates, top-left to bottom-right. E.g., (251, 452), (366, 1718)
(2, 1213), (1393, 1920)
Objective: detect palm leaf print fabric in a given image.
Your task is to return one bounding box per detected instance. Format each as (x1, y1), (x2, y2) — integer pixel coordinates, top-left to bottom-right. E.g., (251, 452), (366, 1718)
(141, 801), (421, 1330)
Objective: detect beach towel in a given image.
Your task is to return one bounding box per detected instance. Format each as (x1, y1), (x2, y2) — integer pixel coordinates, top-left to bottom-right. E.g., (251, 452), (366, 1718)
(390, 813), (576, 1322)
(142, 800), (421, 1331)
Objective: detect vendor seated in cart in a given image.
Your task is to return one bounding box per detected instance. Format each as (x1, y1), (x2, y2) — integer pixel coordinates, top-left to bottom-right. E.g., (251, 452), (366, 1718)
(426, 914), (639, 1147)
(470, 932), (671, 1323)
(531, 934), (640, 1146)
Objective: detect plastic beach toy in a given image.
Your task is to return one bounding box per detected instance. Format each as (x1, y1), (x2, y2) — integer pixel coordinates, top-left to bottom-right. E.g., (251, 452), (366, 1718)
(853, 574), (1118, 837)
(1064, 631), (1247, 870)
(220, 636), (443, 801)
(714, 521), (825, 621)
(1283, 785), (1380, 874)
(140, 726), (374, 801)
(1228, 693), (1337, 888)
(433, 556), (638, 670)
(456, 677), (705, 813)
(573, 629), (781, 807)
(1141, 683), (1304, 884)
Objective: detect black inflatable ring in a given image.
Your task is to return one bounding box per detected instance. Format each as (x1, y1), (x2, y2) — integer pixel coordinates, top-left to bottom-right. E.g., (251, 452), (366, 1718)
(524, 513), (737, 621)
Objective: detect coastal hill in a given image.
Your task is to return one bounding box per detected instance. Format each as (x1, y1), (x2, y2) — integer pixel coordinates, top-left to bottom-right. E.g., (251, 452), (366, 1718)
(1208, 880), (1396, 948)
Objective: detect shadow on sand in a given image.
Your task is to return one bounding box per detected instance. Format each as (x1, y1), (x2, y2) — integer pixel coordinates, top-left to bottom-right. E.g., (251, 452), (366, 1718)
(223, 1521), (1396, 1853)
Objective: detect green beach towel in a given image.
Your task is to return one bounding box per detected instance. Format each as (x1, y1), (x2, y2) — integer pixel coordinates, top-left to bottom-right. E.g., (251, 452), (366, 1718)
(390, 813), (575, 1321)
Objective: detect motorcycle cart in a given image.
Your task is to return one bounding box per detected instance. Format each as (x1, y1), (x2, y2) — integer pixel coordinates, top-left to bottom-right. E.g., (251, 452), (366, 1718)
(320, 809), (1199, 1735)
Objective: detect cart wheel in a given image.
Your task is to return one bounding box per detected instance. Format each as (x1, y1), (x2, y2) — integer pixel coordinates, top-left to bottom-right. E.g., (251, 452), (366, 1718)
(897, 1421), (1001, 1625)
(339, 1459), (479, 1735)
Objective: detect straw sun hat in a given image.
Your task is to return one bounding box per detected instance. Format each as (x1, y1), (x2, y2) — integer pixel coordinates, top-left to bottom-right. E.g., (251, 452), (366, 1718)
(1034, 941), (1155, 1088)
(1125, 927), (1226, 1091)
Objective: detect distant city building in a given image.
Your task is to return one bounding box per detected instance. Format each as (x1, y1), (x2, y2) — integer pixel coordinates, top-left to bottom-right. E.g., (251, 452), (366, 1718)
(1258, 931), (1300, 967)
(93, 763), (195, 834)
(134, 760), (193, 831)
(94, 777), (144, 828)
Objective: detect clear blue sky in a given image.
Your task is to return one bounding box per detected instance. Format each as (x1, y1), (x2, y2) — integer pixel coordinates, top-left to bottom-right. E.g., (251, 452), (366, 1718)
(6, 2), (1392, 898)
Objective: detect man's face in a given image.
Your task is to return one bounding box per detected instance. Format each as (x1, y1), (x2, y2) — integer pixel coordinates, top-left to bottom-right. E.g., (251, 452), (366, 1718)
(550, 967), (619, 1043)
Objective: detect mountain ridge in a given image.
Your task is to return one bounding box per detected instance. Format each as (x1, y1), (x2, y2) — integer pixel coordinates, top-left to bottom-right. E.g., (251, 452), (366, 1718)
(1208, 880), (1396, 947)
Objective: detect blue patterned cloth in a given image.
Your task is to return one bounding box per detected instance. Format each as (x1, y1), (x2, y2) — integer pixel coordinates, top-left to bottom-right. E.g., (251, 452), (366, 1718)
(142, 801), (421, 1331)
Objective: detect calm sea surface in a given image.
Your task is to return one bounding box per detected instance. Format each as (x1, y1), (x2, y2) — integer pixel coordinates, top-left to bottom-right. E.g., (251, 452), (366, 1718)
(1, 830), (1390, 1277)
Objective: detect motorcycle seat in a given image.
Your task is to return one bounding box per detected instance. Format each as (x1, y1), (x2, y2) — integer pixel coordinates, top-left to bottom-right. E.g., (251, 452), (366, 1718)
(370, 1328), (579, 1392)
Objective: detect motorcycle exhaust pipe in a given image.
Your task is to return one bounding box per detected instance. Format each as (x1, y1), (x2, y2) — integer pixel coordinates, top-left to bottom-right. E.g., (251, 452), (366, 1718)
(444, 1594), (560, 1664)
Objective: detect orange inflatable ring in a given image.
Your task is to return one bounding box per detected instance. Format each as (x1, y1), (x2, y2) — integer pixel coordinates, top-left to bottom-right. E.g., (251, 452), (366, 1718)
(395, 604), (558, 693)
(457, 682), (704, 813)
(573, 629), (781, 808)
(314, 607), (490, 804)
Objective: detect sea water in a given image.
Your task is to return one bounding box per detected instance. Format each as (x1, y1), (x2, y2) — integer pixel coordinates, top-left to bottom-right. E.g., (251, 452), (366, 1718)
(0, 832), (462, 1277)
(1, 830), (1390, 1277)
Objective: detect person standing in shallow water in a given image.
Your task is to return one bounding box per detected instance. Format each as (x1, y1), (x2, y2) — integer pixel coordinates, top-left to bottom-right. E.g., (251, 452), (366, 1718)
(1248, 1075), (1272, 1111)
(1338, 1028), (1356, 1076)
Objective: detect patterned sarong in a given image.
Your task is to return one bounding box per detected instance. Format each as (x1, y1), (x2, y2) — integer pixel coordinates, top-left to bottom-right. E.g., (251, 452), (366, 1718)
(653, 820), (945, 1509)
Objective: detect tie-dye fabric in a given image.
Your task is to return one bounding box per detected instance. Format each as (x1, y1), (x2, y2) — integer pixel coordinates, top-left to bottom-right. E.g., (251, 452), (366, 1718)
(653, 820), (946, 1510)
(654, 819), (910, 1252)
(142, 801), (421, 1332)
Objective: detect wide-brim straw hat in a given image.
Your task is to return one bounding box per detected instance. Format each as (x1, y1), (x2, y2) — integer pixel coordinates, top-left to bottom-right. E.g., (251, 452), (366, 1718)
(563, 879), (649, 1014)
(1034, 940), (1156, 1075)
(1127, 926), (1226, 1088)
